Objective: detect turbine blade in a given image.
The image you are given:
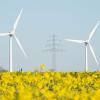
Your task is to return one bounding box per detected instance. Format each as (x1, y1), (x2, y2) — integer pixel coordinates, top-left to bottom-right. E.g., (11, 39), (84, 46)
(88, 21), (100, 41)
(13, 8), (23, 32)
(0, 33), (9, 36)
(89, 43), (99, 65)
(14, 35), (27, 58)
(65, 39), (84, 43)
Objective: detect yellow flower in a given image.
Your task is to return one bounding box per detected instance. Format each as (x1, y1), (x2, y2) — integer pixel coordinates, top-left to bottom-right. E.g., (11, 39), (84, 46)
(40, 64), (46, 71)
(0, 71), (99, 99)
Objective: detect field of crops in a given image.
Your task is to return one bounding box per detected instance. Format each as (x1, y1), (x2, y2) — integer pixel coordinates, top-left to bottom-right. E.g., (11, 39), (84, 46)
(0, 72), (100, 100)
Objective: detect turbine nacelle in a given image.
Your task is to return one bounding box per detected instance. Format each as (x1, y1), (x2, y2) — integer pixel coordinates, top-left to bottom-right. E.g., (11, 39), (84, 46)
(84, 40), (89, 46)
(9, 32), (15, 37)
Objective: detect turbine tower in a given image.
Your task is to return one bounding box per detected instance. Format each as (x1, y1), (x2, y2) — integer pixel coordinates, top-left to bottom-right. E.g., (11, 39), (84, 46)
(65, 21), (99, 72)
(0, 8), (27, 72)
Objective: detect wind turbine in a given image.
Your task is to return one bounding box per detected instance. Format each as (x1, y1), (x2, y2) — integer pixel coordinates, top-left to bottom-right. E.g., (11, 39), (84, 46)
(65, 21), (100, 72)
(0, 8), (27, 72)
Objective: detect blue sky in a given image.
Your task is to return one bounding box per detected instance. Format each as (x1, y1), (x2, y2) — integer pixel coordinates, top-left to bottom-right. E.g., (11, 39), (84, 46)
(0, 0), (100, 71)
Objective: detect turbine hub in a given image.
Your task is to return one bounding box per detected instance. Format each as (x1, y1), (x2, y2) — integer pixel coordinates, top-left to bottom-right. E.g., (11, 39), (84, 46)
(9, 32), (13, 37)
(84, 41), (88, 46)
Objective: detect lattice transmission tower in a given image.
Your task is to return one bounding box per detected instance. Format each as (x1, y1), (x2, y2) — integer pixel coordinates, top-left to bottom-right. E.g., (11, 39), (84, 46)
(44, 34), (63, 70)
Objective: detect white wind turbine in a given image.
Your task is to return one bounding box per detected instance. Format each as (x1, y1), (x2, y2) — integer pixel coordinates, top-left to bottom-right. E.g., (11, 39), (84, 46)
(0, 8), (27, 72)
(65, 21), (100, 72)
